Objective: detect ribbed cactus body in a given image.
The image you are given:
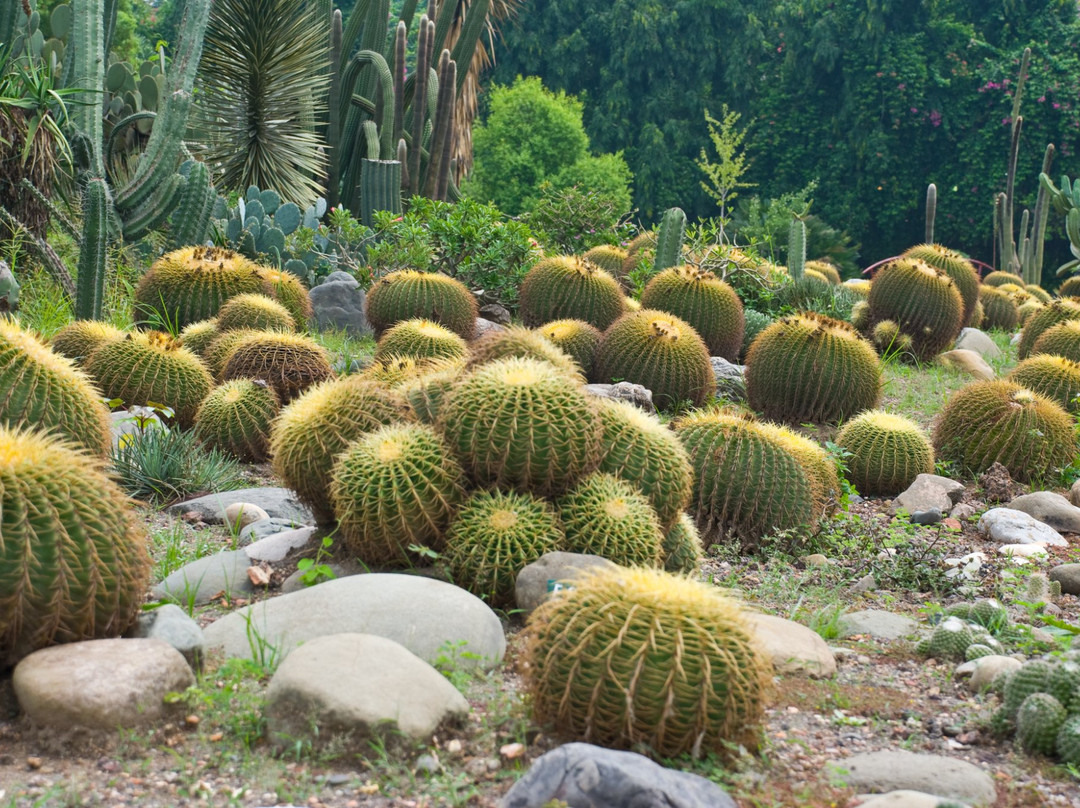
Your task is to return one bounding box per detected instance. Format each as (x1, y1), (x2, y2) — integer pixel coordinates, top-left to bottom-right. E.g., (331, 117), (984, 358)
(673, 411), (815, 550)
(1018, 300), (1044, 327)
(466, 326), (582, 379)
(194, 379), (281, 462)
(741, 309), (774, 359)
(255, 267), (313, 327)
(135, 246), (265, 328)
(85, 332), (213, 428)
(0, 426), (150, 668)
(594, 398), (692, 531)
(202, 328), (262, 379)
(439, 358), (602, 497)
(805, 260), (842, 285)
(867, 258), (963, 360)
(178, 319), (221, 358)
(596, 309), (715, 410)
(1027, 285), (1052, 303)
(754, 422), (840, 520)
(523, 566), (770, 757)
(745, 313), (881, 424)
(0, 321), (111, 455)
(1017, 693), (1067, 755)
(836, 410), (934, 496)
(557, 473), (664, 567)
(1004, 660), (1055, 721)
(330, 422), (466, 566)
(519, 256), (626, 330)
(444, 489), (565, 607)
(640, 265), (745, 360)
(49, 320), (125, 366)
(1058, 277), (1080, 299)
(1008, 355), (1080, 412)
(979, 286), (1020, 331)
(401, 367), (461, 425)
(360, 354), (464, 389)
(582, 245), (629, 279)
(374, 318), (468, 362)
(365, 270), (478, 339)
(933, 380), (1077, 481)
(902, 243), (980, 325)
(216, 293), (296, 333)
(983, 270), (1024, 287)
(1032, 320), (1080, 361)
(270, 377), (412, 525)
(1019, 299), (1080, 358)
(221, 332), (334, 403)
(662, 512), (704, 574)
(538, 320), (603, 379)
(1057, 715), (1080, 765)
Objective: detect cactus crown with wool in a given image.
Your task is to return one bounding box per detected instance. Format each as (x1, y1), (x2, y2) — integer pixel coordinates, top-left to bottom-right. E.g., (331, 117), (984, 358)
(523, 565), (771, 758)
(639, 264), (745, 360)
(557, 472), (665, 568)
(746, 312), (881, 424)
(374, 318), (468, 363)
(866, 257), (964, 360)
(443, 489), (566, 607)
(902, 243), (980, 325)
(439, 357), (603, 497)
(0, 320), (112, 455)
(835, 410), (934, 496)
(48, 320), (125, 366)
(1018, 299), (1080, 359)
(519, 256), (627, 330)
(270, 377), (413, 525)
(221, 332), (334, 404)
(194, 379), (281, 462)
(466, 326), (582, 380)
(0, 425), (150, 668)
(365, 270), (478, 340)
(1031, 319), (1080, 362)
(979, 286), (1020, 332)
(596, 309), (716, 410)
(933, 380), (1077, 481)
(330, 422), (466, 567)
(215, 293), (296, 333)
(537, 319), (603, 379)
(1008, 355), (1080, 412)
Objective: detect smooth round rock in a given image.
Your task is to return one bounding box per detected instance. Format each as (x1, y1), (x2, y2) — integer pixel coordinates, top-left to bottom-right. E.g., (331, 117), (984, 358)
(1007, 491), (1080, 534)
(744, 612), (837, 678)
(977, 508), (1066, 546)
(13, 639), (194, 730)
(224, 502), (271, 531)
(515, 552), (618, 615)
(1049, 563), (1080, 596)
(826, 750), (996, 806)
(128, 604), (206, 671)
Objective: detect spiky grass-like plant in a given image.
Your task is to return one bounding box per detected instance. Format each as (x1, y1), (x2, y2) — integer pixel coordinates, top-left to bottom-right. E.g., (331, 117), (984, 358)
(557, 472), (664, 567)
(194, 379), (281, 461)
(0, 426), (151, 668)
(523, 565), (770, 758)
(836, 410), (934, 496)
(221, 332), (334, 403)
(374, 319), (468, 363)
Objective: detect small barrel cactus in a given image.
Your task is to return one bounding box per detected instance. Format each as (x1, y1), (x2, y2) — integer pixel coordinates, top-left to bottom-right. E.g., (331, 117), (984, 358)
(1031, 319), (1080, 362)
(978, 286), (1020, 332)
(374, 318), (468, 363)
(640, 265), (745, 360)
(537, 319), (603, 379)
(177, 319), (221, 359)
(867, 257), (964, 359)
(466, 326), (582, 380)
(519, 256), (626, 330)
(1008, 355), (1080, 412)
(215, 293), (296, 333)
(1017, 693), (1067, 756)
(1056, 715), (1080, 765)
(220, 332), (334, 404)
(582, 245), (629, 279)
(194, 379), (281, 462)
(557, 472), (665, 568)
(835, 410), (934, 496)
(365, 270), (478, 340)
(1018, 299), (1080, 359)
(901, 243), (980, 325)
(662, 512), (705, 574)
(49, 320), (125, 366)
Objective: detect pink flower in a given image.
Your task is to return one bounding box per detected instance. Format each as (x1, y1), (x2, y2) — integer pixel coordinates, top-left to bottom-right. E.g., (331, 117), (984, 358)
(1054, 102), (1062, 109)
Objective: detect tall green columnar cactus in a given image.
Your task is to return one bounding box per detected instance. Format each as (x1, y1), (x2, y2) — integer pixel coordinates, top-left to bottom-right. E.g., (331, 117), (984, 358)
(788, 217), (806, 280)
(359, 160), (403, 227)
(654, 207), (686, 272)
(168, 160), (216, 249)
(76, 179), (108, 319)
(925, 183), (937, 244)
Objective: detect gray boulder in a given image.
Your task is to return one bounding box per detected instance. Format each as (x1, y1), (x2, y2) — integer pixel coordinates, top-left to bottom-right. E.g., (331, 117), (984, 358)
(128, 604), (206, 671)
(265, 633), (468, 749)
(244, 526), (319, 563)
(500, 743), (737, 808)
(1049, 563), (1080, 596)
(322, 271), (359, 287)
(479, 303), (511, 325)
(239, 517), (308, 544)
(584, 382), (655, 412)
(837, 610), (919, 641)
(1006, 491), (1080, 533)
(955, 328), (1002, 359)
(309, 280), (372, 336)
(166, 487), (313, 525)
(894, 474), (964, 515)
(709, 357), (747, 403)
(516, 552), (618, 614)
(827, 750), (996, 806)
(977, 508), (1067, 546)
(857, 792), (970, 808)
(474, 317), (506, 338)
(744, 612), (836, 678)
(153, 549), (255, 605)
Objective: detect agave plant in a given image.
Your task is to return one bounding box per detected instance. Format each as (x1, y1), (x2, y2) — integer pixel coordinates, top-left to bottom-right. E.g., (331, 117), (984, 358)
(191, 0), (329, 206)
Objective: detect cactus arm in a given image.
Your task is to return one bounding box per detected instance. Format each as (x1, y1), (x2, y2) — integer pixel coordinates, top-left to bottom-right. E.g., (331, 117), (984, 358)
(1028, 144), (1055, 286)
(326, 9), (342, 208)
(359, 159), (402, 228)
(654, 207), (687, 272)
(1010, 47), (1031, 124)
(341, 50), (395, 158)
(169, 160), (215, 249)
(788, 217), (806, 280)
(397, 137), (409, 192)
(393, 21), (406, 149)
(70, 0), (105, 176)
(361, 120), (380, 160)
(103, 111), (156, 175)
(925, 183), (936, 244)
(76, 178), (109, 320)
(19, 179), (80, 241)
(409, 17), (433, 195)
(339, 0), (371, 66)
(120, 172), (183, 241)
(423, 51), (456, 200)
(398, 0), (420, 31)
(102, 0), (117, 60)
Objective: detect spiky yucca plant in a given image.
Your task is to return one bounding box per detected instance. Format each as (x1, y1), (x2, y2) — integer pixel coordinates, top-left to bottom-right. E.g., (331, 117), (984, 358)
(519, 256), (626, 330)
(194, 379), (281, 461)
(0, 321), (112, 455)
(523, 566), (770, 757)
(557, 472), (664, 567)
(1018, 299), (1080, 359)
(439, 357), (602, 497)
(745, 312), (881, 424)
(444, 489), (566, 607)
(836, 410), (934, 496)
(374, 319), (468, 363)
(49, 321), (125, 366)
(902, 244), (980, 325)
(270, 377), (412, 524)
(537, 320), (603, 378)
(0, 426), (151, 668)
(365, 270), (478, 340)
(640, 265), (745, 360)
(85, 332), (213, 429)
(1008, 355), (1080, 413)
(216, 293), (296, 333)
(466, 326), (582, 379)
(330, 422), (466, 566)
(1032, 319), (1080, 362)
(933, 380), (1077, 481)
(979, 286), (1020, 331)
(866, 257), (963, 360)
(221, 332), (334, 403)
(596, 309), (716, 410)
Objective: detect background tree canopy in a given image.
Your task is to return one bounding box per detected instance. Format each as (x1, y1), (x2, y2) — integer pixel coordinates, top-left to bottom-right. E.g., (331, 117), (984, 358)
(492, 0), (1080, 264)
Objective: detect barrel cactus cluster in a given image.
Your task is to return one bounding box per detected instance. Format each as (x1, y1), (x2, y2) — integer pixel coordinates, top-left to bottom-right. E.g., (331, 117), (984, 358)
(992, 655), (1080, 765)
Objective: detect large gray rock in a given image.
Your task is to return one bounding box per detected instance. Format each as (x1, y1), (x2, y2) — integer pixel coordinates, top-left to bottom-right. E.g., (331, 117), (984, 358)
(265, 633), (468, 748)
(240, 517), (306, 544)
(309, 280), (372, 336)
(827, 750), (996, 806)
(894, 474), (965, 515)
(13, 639), (194, 730)
(584, 382), (654, 412)
(167, 488), (313, 525)
(499, 743), (737, 808)
(1006, 491), (1080, 533)
(1070, 478), (1080, 508)
(955, 328), (1002, 359)
(744, 613), (836, 678)
(153, 549), (255, 605)
(244, 526), (319, 563)
(516, 552), (618, 614)
(1049, 563), (1080, 596)
(837, 610), (919, 641)
(128, 604), (206, 671)
(203, 574), (505, 670)
(857, 792), (970, 808)
(474, 317), (506, 338)
(709, 357), (747, 403)
(977, 508), (1067, 546)
(954, 654), (1021, 693)
(322, 270), (359, 287)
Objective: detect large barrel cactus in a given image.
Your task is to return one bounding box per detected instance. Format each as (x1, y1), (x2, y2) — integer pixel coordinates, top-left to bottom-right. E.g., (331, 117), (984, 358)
(523, 566), (770, 757)
(933, 380), (1077, 481)
(836, 410), (935, 496)
(1018, 299), (1080, 359)
(1008, 355), (1080, 413)
(270, 377), (412, 524)
(0, 426), (150, 668)
(221, 332), (334, 403)
(902, 244), (980, 325)
(640, 265), (745, 360)
(979, 286), (1020, 332)
(596, 309), (716, 410)
(753, 422), (841, 520)
(439, 357), (603, 497)
(177, 319), (221, 359)
(466, 326), (582, 379)
(557, 472), (665, 568)
(673, 411), (816, 550)
(983, 270), (1024, 288)
(537, 320), (603, 379)
(582, 245), (629, 279)
(374, 319), (468, 362)
(866, 257), (964, 360)
(255, 266), (313, 327)
(519, 256), (626, 330)
(365, 270), (478, 340)
(1031, 319), (1080, 362)
(215, 293), (296, 333)
(194, 379), (281, 462)
(745, 312), (881, 424)
(49, 320), (125, 366)
(0, 320), (112, 455)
